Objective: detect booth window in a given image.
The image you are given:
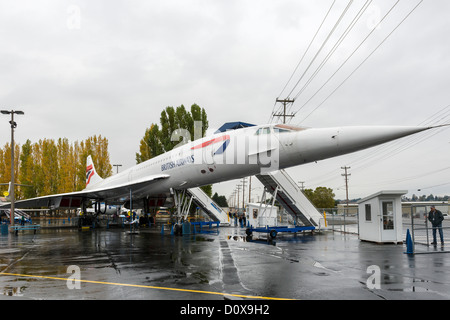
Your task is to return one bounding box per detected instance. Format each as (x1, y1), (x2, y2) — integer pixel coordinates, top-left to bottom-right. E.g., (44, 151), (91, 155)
(365, 204), (371, 221)
(382, 201), (394, 230)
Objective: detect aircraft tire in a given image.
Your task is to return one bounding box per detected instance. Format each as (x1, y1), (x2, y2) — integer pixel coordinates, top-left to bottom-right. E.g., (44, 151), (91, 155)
(269, 230), (277, 239)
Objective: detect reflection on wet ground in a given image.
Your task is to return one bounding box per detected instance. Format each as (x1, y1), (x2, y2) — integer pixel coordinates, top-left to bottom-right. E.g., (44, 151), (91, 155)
(1, 226), (450, 300)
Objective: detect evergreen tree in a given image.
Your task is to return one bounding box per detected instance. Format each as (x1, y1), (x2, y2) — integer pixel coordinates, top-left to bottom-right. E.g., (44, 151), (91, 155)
(212, 192), (228, 207)
(303, 187), (335, 208)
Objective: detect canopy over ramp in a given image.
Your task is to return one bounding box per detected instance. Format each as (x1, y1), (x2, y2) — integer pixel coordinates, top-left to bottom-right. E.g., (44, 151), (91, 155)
(215, 121), (255, 133)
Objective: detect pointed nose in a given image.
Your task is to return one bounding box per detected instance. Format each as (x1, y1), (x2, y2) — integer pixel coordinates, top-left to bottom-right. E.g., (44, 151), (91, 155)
(293, 125), (431, 164)
(335, 126), (429, 154)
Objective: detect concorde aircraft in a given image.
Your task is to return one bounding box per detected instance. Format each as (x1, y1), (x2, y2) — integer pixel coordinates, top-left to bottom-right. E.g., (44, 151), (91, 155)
(0, 122), (440, 213)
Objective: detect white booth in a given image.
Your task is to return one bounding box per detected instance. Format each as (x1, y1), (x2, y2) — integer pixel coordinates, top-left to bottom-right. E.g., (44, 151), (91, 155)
(357, 190), (407, 244)
(246, 202), (279, 227)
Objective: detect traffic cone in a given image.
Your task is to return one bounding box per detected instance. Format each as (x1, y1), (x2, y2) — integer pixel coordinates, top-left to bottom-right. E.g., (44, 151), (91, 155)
(405, 229), (414, 254)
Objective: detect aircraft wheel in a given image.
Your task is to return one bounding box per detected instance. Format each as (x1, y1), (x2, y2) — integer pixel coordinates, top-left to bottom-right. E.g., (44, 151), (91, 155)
(269, 230), (277, 239)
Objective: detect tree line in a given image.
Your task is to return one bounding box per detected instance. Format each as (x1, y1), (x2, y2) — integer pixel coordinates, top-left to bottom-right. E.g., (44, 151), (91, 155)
(0, 103), (209, 201)
(405, 194), (450, 202)
(0, 136), (112, 200)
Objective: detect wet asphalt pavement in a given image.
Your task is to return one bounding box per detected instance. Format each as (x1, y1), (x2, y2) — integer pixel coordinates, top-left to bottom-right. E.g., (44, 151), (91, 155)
(1, 225), (450, 301)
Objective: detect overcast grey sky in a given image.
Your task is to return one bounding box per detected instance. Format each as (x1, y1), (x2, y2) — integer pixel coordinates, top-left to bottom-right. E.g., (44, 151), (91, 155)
(0, 0), (449, 200)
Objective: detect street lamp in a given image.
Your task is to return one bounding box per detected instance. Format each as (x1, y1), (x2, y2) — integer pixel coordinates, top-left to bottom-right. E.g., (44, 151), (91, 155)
(1, 110), (24, 227)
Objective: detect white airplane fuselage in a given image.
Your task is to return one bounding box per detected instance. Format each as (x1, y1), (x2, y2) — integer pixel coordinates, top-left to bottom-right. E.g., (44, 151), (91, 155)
(85, 123), (429, 202)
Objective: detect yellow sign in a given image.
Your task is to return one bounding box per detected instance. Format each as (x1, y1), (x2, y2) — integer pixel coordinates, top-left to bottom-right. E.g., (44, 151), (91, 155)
(3, 191), (8, 197)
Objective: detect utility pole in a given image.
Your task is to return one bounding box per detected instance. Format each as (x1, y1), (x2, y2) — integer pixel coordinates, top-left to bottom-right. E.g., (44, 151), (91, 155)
(274, 98), (295, 124)
(248, 176), (252, 203)
(236, 185), (242, 212)
(1, 109), (24, 227)
(341, 166), (351, 233)
(241, 177), (246, 212)
(298, 181), (305, 192)
(113, 164), (122, 174)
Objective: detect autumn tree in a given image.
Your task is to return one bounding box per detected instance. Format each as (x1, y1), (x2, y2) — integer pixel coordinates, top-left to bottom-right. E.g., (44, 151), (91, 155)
(19, 140), (35, 198)
(75, 135), (112, 190)
(0, 135), (113, 199)
(0, 143), (20, 198)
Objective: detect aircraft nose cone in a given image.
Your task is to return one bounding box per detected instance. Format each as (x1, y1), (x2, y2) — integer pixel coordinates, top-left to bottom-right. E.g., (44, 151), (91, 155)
(335, 126), (429, 154)
(292, 125), (432, 165)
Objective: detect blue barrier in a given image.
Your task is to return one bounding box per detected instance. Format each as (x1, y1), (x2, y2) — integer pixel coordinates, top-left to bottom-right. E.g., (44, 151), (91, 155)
(246, 225), (315, 239)
(1, 224), (8, 235)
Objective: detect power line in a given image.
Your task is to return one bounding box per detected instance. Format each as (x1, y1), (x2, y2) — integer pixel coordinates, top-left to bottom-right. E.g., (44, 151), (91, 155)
(419, 104), (450, 126)
(295, 0), (405, 123)
(274, 1), (425, 125)
(418, 181), (450, 192)
(276, 0), (337, 101)
(349, 108), (450, 173)
(286, 0), (354, 100)
(353, 166), (450, 188)
(292, 0), (373, 102)
(270, 0), (337, 124)
(301, 104), (450, 189)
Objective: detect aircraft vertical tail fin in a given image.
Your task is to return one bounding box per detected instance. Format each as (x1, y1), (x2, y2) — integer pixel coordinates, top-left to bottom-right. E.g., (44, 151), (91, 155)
(86, 155), (103, 188)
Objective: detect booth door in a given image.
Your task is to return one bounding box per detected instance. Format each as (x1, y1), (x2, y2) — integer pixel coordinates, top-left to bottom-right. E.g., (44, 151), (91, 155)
(380, 200), (395, 241)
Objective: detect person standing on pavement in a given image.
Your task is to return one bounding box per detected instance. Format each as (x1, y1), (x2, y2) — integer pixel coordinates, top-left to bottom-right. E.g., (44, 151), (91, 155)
(428, 205), (444, 246)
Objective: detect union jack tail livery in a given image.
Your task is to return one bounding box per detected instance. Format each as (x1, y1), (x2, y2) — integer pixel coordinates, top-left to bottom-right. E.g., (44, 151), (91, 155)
(86, 155), (103, 188)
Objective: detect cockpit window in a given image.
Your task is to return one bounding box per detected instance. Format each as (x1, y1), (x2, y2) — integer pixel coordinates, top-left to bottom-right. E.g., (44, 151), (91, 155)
(273, 127), (290, 133)
(255, 124), (306, 135)
(255, 127), (271, 135)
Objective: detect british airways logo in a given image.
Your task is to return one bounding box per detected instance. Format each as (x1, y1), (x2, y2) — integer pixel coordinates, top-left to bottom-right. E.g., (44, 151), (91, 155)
(161, 155), (195, 171)
(190, 135), (230, 155)
(86, 165), (95, 186)
(161, 135), (231, 172)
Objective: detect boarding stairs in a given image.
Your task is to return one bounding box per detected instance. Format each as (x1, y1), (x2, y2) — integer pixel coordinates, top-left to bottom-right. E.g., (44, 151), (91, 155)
(186, 187), (230, 225)
(255, 169), (325, 228)
(2, 209), (31, 221)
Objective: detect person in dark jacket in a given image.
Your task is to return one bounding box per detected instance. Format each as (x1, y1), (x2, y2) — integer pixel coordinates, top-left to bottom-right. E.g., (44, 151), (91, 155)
(428, 205), (444, 245)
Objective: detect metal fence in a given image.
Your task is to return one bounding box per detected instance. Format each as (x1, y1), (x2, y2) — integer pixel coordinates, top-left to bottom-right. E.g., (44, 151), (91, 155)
(403, 205), (450, 252)
(318, 208), (359, 233)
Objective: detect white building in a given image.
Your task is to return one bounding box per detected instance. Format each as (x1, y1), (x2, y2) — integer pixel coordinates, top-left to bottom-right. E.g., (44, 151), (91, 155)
(246, 202), (279, 228)
(357, 190), (407, 244)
